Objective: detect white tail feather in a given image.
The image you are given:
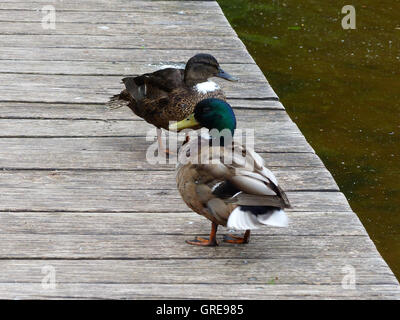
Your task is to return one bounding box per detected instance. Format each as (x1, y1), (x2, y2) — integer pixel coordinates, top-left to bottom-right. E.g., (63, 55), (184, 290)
(227, 208), (261, 230)
(227, 207), (289, 230)
(257, 209), (288, 227)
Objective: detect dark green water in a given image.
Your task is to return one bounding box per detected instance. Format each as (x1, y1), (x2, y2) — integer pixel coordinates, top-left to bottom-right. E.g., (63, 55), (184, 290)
(217, 0), (400, 279)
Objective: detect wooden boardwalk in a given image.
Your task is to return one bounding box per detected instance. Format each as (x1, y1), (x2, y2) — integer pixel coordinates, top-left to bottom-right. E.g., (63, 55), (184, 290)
(0, 0), (399, 299)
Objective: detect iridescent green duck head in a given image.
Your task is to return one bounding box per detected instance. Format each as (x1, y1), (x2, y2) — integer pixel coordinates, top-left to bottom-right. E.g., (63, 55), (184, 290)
(169, 98), (237, 139)
(184, 54), (238, 86)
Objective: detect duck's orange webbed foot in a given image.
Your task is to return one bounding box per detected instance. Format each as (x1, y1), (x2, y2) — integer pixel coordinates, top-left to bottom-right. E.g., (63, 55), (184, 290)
(186, 236), (218, 247)
(186, 222), (218, 247)
(223, 230), (251, 244)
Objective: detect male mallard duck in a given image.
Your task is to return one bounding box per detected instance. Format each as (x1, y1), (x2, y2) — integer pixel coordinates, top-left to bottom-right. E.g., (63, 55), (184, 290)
(109, 53), (237, 153)
(169, 98), (291, 246)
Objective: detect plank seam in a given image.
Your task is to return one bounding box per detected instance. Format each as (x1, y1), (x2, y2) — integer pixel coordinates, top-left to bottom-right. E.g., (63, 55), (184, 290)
(0, 253), (369, 262)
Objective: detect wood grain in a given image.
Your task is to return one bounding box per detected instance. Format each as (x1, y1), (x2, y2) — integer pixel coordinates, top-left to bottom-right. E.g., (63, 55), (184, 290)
(0, 148), (324, 170)
(0, 10), (230, 26)
(0, 34), (245, 50)
(0, 22), (236, 36)
(1, 283), (399, 300)
(0, 1), (222, 14)
(0, 47), (254, 63)
(0, 211), (360, 236)
(0, 119), (302, 137)
(0, 186), (350, 213)
(0, 102), (286, 120)
(0, 257), (395, 285)
(0, 167), (339, 193)
(0, 74), (277, 102)
(0, 61), (266, 82)
(0, 233), (376, 260)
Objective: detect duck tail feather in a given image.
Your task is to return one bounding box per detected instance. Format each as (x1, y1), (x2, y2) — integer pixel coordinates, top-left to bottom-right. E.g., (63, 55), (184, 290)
(227, 207), (261, 230)
(106, 90), (131, 110)
(227, 205), (288, 230)
(255, 207), (289, 227)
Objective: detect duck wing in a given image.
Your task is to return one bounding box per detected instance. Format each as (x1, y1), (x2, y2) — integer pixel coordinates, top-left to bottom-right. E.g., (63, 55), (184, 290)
(123, 68), (184, 101)
(107, 68), (184, 110)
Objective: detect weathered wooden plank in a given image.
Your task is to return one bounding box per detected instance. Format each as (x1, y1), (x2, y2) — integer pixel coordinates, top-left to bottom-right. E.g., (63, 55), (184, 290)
(0, 211), (362, 236)
(0, 257), (395, 286)
(0, 233), (378, 260)
(0, 47), (253, 63)
(0, 74), (277, 102)
(0, 144), (322, 170)
(0, 187), (351, 212)
(0, 1), (222, 14)
(1, 283), (399, 300)
(0, 167), (338, 193)
(0, 22), (236, 36)
(0, 34), (244, 50)
(0, 10), (229, 26)
(0, 85), (275, 103)
(0, 61), (267, 82)
(0, 119), (302, 137)
(0, 102), (286, 120)
(0, 134), (314, 160)
(0, 149), (322, 169)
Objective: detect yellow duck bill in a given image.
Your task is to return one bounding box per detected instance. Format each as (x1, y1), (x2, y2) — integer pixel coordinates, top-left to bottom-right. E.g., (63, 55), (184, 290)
(169, 113), (200, 131)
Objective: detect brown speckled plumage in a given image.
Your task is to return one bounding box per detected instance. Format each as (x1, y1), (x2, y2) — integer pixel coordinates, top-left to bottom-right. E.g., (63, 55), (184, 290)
(131, 87), (226, 130)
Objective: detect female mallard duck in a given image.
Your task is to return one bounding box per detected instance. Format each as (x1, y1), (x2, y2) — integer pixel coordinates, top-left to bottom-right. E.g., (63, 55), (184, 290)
(110, 53), (237, 153)
(169, 98), (291, 246)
